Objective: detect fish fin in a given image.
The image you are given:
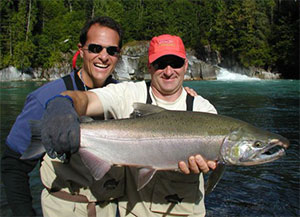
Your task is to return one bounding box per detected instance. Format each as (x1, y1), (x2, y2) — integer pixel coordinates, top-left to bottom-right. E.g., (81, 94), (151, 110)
(204, 161), (226, 195)
(130, 103), (165, 118)
(137, 167), (157, 191)
(79, 116), (94, 123)
(78, 149), (112, 180)
(21, 120), (45, 160)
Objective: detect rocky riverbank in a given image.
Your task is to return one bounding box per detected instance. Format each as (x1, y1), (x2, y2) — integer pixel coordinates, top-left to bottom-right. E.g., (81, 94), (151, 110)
(0, 41), (281, 82)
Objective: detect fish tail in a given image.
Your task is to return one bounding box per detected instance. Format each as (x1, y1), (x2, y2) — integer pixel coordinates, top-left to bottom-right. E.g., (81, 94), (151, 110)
(20, 120), (46, 160)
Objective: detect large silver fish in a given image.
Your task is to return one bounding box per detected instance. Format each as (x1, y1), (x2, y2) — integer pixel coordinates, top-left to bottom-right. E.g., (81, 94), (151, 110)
(21, 103), (289, 194)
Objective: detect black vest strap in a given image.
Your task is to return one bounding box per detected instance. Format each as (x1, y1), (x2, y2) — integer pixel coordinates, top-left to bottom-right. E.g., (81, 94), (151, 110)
(146, 81), (152, 104)
(186, 94), (194, 111)
(62, 74), (74, 90)
(145, 81), (194, 111)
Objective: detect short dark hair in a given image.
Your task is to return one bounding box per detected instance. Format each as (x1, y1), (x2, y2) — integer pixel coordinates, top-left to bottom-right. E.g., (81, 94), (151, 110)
(79, 16), (123, 48)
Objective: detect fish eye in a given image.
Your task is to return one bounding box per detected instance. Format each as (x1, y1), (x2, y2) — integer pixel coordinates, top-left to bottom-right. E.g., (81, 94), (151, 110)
(253, 141), (262, 147)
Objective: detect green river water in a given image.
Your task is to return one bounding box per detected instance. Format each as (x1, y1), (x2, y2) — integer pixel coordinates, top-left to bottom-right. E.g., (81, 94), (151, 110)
(0, 79), (299, 216)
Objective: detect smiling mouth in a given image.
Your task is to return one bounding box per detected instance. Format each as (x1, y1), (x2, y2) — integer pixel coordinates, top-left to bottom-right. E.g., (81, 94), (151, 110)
(94, 63), (109, 69)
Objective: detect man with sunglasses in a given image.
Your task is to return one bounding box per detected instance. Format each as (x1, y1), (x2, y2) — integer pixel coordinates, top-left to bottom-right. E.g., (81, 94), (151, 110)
(38, 34), (217, 216)
(1, 16), (123, 217)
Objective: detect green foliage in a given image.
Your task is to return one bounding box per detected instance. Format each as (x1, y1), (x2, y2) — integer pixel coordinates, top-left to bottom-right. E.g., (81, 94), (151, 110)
(164, 0), (199, 47)
(208, 0), (290, 70)
(14, 40), (36, 70)
(269, 1), (299, 78)
(0, 0), (298, 78)
(93, 0), (124, 23)
(134, 0), (170, 39)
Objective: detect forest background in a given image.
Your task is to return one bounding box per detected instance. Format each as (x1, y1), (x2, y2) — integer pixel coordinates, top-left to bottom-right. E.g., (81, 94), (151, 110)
(0, 0), (299, 79)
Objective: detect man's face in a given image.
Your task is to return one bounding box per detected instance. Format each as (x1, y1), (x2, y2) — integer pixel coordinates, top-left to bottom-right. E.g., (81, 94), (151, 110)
(149, 55), (188, 96)
(79, 24), (120, 86)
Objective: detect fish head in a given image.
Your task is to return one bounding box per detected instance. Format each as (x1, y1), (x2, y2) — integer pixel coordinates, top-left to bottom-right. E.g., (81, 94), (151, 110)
(220, 126), (289, 166)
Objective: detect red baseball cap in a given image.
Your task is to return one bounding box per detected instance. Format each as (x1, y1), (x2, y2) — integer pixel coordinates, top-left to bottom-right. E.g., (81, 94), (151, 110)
(148, 34), (186, 64)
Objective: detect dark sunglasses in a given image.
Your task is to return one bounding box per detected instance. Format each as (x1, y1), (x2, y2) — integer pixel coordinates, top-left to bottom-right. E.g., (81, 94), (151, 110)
(86, 44), (120, 56)
(152, 55), (185, 70)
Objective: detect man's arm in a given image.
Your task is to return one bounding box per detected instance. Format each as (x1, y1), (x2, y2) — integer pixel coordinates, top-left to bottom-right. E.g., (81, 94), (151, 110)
(1, 146), (38, 216)
(61, 90), (103, 117)
(1, 93), (47, 216)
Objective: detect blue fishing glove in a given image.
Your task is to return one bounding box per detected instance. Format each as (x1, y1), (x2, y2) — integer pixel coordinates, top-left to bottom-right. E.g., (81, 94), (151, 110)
(41, 95), (80, 162)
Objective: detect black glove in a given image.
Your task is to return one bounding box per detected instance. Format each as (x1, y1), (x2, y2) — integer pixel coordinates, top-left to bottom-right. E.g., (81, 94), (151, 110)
(41, 95), (80, 162)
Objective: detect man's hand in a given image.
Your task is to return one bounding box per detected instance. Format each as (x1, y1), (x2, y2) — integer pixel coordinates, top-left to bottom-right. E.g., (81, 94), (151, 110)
(41, 96), (80, 162)
(184, 87), (198, 97)
(178, 155), (216, 174)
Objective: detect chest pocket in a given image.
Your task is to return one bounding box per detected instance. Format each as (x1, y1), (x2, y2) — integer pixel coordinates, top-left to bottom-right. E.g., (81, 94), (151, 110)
(150, 172), (204, 216)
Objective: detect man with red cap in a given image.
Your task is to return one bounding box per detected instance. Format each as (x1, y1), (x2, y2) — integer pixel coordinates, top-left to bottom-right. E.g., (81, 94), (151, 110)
(39, 34), (217, 216)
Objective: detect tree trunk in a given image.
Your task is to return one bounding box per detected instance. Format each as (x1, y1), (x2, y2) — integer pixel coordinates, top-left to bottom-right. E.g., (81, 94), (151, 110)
(26, 0), (32, 42)
(68, 0), (73, 12)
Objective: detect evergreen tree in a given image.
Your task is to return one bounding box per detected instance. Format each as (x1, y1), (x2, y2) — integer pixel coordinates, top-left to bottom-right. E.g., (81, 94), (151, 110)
(0, 0), (16, 67)
(93, 0), (124, 23)
(121, 0), (145, 41)
(165, 0), (199, 48)
(11, 0), (38, 70)
(0, 0), (298, 78)
(270, 0), (299, 78)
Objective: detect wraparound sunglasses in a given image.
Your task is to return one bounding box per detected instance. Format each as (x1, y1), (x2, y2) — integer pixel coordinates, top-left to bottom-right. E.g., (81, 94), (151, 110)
(85, 44), (120, 56)
(152, 56), (185, 70)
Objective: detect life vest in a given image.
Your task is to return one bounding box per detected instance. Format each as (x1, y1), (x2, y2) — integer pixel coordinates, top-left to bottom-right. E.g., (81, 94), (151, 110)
(62, 74), (74, 90)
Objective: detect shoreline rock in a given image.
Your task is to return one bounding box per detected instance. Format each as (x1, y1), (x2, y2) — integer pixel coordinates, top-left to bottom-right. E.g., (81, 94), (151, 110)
(0, 41), (282, 82)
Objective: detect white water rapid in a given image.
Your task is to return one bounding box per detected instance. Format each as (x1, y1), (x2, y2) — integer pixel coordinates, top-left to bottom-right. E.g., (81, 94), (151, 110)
(216, 67), (260, 81)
